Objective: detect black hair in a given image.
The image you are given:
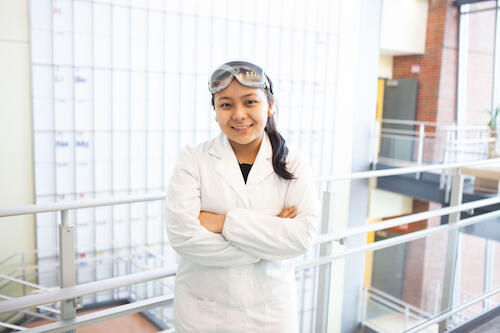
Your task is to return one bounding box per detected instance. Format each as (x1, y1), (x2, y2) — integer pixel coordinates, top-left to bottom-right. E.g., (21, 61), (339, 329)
(261, 76), (295, 180)
(210, 63), (295, 180)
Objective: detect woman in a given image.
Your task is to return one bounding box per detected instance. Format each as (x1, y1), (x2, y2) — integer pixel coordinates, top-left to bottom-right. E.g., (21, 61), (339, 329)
(165, 61), (319, 332)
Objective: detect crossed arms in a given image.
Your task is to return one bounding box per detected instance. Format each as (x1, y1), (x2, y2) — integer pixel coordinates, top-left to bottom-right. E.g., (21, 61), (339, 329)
(165, 147), (319, 267)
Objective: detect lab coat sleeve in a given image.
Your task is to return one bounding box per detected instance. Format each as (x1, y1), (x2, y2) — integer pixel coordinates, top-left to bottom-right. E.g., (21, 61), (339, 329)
(165, 146), (261, 267)
(221, 154), (320, 260)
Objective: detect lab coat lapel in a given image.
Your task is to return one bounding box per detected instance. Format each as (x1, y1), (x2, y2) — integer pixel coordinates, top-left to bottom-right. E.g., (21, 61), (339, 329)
(246, 133), (274, 187)
(209, 133), (250, 207)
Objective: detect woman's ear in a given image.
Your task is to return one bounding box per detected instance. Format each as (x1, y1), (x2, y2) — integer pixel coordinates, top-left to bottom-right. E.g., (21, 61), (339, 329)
(268, 100), (275, 117)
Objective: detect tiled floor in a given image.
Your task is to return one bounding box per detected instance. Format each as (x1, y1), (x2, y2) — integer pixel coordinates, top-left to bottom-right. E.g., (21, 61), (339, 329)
(24, 306), (158, 332)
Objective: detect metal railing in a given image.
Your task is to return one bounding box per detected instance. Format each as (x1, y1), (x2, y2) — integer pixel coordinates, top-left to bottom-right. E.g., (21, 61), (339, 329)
(362, 286), (433, 332)
(373, 119), (496, 182)
(1, 158), (500, 332)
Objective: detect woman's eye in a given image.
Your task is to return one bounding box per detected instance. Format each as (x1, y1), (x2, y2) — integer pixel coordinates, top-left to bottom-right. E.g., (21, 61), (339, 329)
(246, 100), (258, 105)
(219, 103), (231, 108)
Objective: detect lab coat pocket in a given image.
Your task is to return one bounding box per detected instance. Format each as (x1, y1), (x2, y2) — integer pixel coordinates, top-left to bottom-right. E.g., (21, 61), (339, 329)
(174, 291), (217, 333)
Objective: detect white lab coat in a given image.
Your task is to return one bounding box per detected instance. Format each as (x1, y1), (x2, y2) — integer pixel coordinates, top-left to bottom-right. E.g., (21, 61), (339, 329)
(165, 132), (319, 333)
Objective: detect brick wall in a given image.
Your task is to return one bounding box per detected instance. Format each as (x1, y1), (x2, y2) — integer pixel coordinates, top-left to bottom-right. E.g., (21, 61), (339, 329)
(392, 0), (495, 127)
(392, 0), (455, 124)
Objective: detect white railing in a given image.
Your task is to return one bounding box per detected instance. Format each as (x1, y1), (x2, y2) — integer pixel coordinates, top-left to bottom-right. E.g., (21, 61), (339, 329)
(373, 119), (500, 205)
(362, 286), (433, 333)
(1, 158), (500, 332)
(403, 286), (500, 333)
(373, 118), (496, 173)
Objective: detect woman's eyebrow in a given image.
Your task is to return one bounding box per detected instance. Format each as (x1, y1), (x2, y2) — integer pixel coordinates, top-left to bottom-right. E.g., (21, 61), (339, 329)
(241, 93), (258, 98)
(216, 96), (232, 101)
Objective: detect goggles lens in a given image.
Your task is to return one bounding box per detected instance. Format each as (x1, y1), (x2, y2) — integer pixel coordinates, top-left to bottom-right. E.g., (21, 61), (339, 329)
(209, 62), (269, 94)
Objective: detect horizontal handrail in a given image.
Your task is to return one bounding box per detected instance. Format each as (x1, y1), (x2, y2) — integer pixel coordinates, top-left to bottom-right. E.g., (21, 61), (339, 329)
(380, 133), (418, 142)
(316, 157), (500, 182)
(0, 294), (59, 315)
(381, 119), (490, 130)
(0, 268), (176, 315)
(381, 128), (421, 136)
(381, 119), (449, 127)
(367, 286), (432, 318)
(22, 294), (174, 333)
(458, 288), (500, 307)
(0, 321), (26, 331)
(315, 195), (500, 244)
(449, 138), (496, 144)
(297, 208), (500, 271)
(367, 293), (424, 322)
(381, 133), (495, 144)
(0, 193), (166, 218)
(0, 253), (19, 266)
(403, 286), (500, 333)
(2, 159), (500, 220)
(0, 274), (51, 291)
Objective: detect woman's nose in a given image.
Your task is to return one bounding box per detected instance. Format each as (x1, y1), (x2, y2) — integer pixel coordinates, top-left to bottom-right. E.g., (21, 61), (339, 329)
(231, 105), (246, 121)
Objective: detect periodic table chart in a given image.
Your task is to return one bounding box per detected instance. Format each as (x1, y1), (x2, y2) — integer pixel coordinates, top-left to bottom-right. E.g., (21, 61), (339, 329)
(30, 0), (339, 327)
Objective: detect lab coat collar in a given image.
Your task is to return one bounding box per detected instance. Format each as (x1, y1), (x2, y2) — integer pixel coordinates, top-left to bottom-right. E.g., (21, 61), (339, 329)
(246, 133), (274, 186)
(209, 132), (274, 206)
(208, 132), (273, 160)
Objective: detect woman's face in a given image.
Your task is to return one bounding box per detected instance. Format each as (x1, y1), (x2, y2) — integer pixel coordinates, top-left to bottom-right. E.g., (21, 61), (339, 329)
(214, 79), (273, 151)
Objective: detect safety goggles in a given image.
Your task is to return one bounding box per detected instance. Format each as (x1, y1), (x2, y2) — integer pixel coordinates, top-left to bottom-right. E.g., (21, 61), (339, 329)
(208, 61), (270, 94)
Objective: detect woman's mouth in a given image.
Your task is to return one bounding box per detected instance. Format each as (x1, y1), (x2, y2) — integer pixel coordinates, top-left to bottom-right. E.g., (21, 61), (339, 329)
(232, 124), (253, 132)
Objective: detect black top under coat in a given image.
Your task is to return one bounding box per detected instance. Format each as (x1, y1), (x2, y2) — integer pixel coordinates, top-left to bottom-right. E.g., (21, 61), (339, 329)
(239, 163), (253, 184)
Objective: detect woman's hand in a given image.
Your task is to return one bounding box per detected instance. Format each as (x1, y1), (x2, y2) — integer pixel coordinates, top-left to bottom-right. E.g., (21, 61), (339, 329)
(278, 206), (297, 218)
(199, 211), (226, 233)
(199, 206), (296, 233)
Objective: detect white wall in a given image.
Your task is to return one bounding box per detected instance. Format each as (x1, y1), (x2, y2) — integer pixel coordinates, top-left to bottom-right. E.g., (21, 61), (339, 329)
(327, 0), (383, 331)
(378, 54), (393, 79)
(379, 0), (428, 55)
(368, 188), (413, 219)
(0, 0), (36, 282)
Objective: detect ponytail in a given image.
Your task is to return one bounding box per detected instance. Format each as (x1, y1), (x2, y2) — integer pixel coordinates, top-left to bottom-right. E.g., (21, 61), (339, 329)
(262, 75), (295, 180)
(264, 115), (295, 180)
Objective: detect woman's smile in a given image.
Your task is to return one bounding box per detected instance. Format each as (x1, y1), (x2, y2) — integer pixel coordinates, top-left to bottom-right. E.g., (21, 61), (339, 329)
(232, 124), (253, 132)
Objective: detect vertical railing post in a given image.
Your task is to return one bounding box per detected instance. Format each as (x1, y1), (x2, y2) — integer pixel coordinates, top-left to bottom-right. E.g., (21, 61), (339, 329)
(59, 209), (77, 332)
(315, 185), (334, 333)
(372, 119), (381, 170)
(439, 173), (464, 332)
(445, 131), (454, 202)
(440, 129), (450, 190)
(434, 281), (441, 315)
(478, 128), (485, 159)
(404, 305), (410, 330)
(416, 124), (425, 179)
(359, 286), (367, 325)
(484, 240), (494, 310)
(21, 253), (26, 296)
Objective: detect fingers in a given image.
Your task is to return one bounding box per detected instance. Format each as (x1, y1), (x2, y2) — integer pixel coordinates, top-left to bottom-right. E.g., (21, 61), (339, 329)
(278, 206), (297, 218)
(278, 207), (288, 218)
(288, 209), (298, 218)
